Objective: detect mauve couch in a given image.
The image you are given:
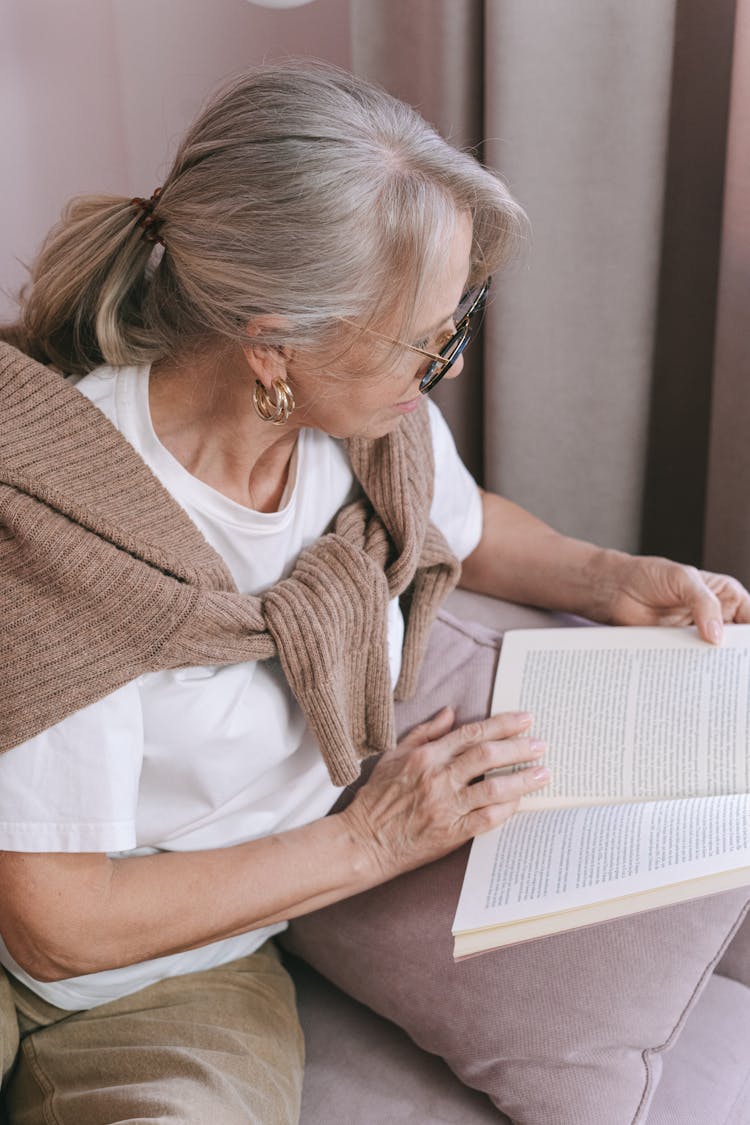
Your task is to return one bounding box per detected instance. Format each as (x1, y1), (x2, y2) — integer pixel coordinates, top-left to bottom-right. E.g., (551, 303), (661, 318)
(289, 589), (750, 1125)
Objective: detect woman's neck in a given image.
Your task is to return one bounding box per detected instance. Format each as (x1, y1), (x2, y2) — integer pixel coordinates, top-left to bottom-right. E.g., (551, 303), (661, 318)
(148, 350), (301, 513)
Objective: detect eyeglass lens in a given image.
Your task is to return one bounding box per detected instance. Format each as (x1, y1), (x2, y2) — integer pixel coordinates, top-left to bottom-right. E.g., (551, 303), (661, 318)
(418, 280), (489, 395)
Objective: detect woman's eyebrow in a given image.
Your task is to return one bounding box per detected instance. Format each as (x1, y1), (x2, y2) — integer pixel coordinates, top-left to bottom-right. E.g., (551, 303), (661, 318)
(412, 309), (456, 343)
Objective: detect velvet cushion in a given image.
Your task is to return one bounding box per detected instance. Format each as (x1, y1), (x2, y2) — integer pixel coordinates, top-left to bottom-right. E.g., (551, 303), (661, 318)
(292, 959), (750, 1125)
(717, 912), (750, 987)
(282, 606), (750, 1125)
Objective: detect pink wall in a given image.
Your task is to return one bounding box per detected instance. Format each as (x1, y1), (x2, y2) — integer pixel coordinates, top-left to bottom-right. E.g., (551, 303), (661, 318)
(0, 0), (351, 320)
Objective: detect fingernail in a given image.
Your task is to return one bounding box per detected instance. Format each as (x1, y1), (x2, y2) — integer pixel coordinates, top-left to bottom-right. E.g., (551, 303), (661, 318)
(532, 767), (550, 781)
(529, 740), (546, 756)
(708, 620), (723, 645)
(512, 712), (533, 727)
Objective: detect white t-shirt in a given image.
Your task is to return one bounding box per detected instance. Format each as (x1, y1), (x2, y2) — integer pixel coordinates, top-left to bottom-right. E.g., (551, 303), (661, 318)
(0, 364), (482, 1009)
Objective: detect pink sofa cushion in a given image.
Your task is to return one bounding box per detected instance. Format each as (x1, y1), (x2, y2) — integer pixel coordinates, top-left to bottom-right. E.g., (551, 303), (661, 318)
(717, 912), (750, 987)
(293, 959), (750, 1125)
(283, 606), (750, 1124)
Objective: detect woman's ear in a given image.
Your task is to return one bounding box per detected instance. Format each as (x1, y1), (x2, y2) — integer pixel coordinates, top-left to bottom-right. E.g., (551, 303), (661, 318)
(241, 316), (291, 389)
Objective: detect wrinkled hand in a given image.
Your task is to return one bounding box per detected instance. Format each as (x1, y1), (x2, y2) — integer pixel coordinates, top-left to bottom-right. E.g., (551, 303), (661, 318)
(602, 552), (750, 644)
(339, 708), (550, 881)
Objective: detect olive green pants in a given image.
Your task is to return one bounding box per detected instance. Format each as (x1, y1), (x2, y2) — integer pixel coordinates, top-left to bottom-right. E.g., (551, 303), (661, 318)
(0, 942), (304, 1125)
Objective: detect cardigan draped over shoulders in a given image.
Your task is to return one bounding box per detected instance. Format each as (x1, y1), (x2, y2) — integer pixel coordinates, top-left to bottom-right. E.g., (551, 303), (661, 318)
(0, 342), (460, 785)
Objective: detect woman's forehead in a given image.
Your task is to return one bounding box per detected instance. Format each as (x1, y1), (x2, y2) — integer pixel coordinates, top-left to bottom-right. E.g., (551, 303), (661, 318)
(412, 216), (474, 337)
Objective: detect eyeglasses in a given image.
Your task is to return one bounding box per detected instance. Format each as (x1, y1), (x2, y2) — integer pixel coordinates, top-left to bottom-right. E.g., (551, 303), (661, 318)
(392, 278), (491, 395)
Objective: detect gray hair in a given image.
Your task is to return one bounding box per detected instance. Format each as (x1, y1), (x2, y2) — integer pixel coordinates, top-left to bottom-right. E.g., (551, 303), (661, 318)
(6, 61), (527, 375)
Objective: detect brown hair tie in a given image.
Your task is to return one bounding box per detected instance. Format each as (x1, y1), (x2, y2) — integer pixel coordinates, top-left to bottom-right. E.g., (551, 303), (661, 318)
(130, 187), (165, 246)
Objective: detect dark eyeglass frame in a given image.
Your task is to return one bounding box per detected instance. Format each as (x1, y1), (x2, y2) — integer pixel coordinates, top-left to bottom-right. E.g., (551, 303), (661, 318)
(408, 277), (491, 394)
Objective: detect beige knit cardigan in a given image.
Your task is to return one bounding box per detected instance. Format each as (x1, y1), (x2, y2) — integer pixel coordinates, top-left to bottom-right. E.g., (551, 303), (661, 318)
(0, 342), (461, 786)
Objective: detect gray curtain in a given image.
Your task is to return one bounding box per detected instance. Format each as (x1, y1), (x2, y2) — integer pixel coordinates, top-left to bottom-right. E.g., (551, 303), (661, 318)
(705, 0), (750, 583)
(352, 0), (748, 582)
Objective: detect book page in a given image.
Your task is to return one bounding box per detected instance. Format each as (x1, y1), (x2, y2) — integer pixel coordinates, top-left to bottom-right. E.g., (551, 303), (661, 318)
(491, 625), (750, 804)
(454, 868), (750, 957)
(453, 792), (750, 938)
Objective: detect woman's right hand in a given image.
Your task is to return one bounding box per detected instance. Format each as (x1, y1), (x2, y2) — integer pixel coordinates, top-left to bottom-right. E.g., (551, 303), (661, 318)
(0, 713), (546, 983)
(339, 708), (551, 881)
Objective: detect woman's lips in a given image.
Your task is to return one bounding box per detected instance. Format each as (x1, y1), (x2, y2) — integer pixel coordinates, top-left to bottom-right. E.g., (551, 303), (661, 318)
(393, 397), (421, 413)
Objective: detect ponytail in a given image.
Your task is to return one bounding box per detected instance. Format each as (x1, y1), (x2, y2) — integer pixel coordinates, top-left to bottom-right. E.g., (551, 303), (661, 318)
(3, 195), (157, 375)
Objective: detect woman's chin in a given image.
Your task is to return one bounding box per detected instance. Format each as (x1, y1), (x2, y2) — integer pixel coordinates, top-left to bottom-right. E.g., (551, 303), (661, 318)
(353, 415), (409, 440)
(317, 411), (407, 441)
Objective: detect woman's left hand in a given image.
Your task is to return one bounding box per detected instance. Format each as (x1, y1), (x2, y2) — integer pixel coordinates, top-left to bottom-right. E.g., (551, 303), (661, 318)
(602, 552), (750, 643)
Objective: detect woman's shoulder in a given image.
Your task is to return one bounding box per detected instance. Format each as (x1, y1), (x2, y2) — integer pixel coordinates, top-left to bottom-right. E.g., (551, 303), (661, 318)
(74, 363), (145, 428)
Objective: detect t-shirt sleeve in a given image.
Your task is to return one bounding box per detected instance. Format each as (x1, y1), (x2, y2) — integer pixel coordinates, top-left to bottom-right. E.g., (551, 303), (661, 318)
(427, 399), (483, 560)
(0, 683), (144, 853)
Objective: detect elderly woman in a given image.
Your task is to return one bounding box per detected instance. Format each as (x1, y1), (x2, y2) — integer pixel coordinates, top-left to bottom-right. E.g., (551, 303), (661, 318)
(0, 63), (748, 1125)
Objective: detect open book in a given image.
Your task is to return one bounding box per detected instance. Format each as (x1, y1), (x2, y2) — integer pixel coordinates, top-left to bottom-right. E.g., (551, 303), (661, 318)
(452, 625), (750, 959)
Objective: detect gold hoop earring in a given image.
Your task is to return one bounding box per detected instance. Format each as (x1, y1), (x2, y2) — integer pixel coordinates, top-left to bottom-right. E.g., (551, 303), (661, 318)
(253, 378), (296, 425)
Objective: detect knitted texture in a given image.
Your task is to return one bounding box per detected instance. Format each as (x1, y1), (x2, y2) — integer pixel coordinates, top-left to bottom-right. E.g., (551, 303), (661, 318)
(0, 343), (461, 785)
